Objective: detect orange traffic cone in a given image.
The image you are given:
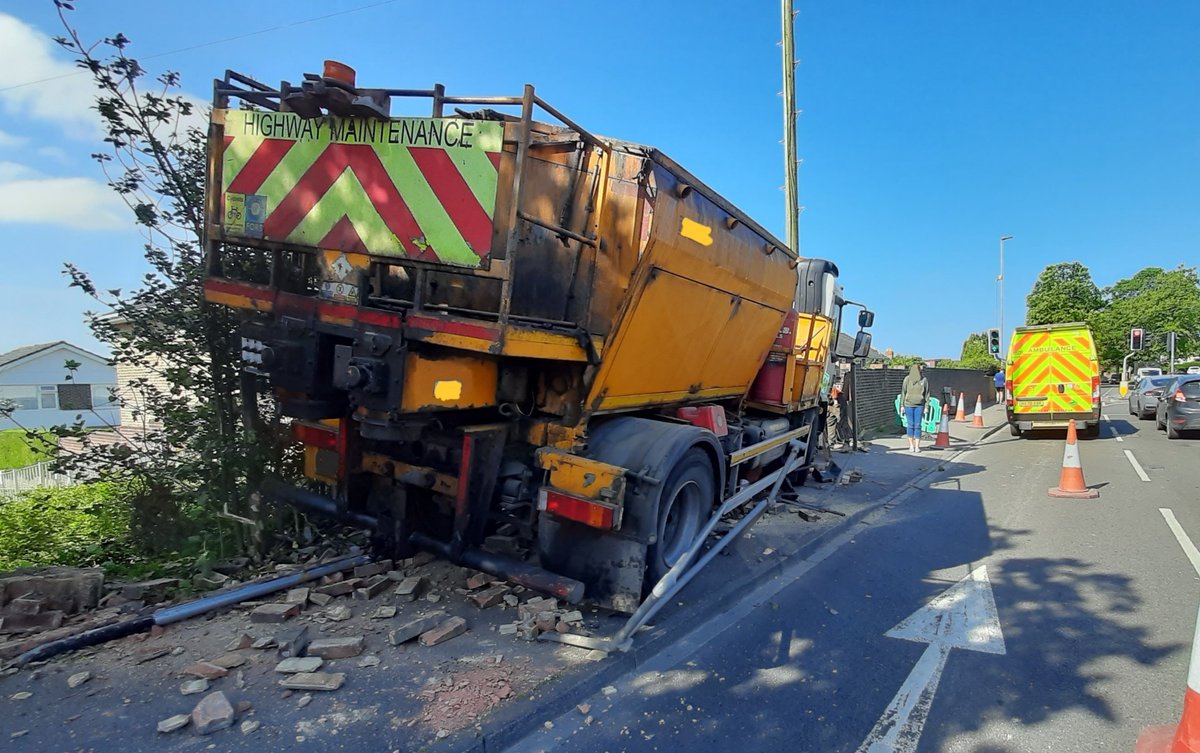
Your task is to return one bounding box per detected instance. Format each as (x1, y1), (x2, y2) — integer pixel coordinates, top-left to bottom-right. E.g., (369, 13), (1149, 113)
(1134, 599), (1200, 752)
(1047, 420), (1099, 499)
(954, 392), (967, 422)
(971, 395), (985, 428)
(933, 411), (951, 448)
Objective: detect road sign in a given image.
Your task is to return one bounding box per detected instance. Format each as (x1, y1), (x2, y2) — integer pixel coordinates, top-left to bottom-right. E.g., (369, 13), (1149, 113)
(1131, 328), (1144, 351)
(855, 565), (1006, 753)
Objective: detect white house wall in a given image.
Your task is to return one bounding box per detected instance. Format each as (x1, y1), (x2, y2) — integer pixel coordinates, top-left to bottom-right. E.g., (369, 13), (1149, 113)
(0, 346), (119, 430)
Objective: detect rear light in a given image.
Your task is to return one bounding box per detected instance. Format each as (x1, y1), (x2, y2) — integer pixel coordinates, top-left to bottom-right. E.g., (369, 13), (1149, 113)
(292, 422), (338, 450)
(538, 488), (616, 530)
(1176, 390), (1187, 403)
(1005, 380), (1014, 406)
(1091, 376), (1101, 400)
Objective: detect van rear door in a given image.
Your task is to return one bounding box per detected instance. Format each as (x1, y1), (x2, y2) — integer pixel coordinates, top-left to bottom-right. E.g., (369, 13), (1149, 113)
(1009, 327), (1098, 419)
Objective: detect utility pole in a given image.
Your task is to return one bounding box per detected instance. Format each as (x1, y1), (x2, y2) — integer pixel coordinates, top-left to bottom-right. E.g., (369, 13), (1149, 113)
(1169, 331), (1177, 374)
(781, 0), (799, 258)
(998, 235), (1012, 348)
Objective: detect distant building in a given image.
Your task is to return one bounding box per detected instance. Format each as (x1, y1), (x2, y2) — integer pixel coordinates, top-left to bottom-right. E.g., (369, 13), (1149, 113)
(0, 341), (119, 430)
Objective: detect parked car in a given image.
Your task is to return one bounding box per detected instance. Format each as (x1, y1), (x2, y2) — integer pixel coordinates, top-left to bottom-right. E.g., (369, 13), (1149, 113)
(1129, 376), (1174, 419)
(1136, 367), (1164, 379)
(1188, 366), (1200, 375)
(1156, 375), (1200, 439)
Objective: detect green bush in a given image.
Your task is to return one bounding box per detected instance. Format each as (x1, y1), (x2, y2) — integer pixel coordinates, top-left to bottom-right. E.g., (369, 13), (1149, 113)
(0, 430), (54, 470)
(0, 482), (136, 571)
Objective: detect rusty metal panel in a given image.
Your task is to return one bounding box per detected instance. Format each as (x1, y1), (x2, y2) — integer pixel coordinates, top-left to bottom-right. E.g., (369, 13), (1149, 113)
(399, 352), (497, 411)
(535, 449), (627, 506)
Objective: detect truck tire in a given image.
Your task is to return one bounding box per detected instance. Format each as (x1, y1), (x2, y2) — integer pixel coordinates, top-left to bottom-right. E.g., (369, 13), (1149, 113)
(646, 448), (716, 585)
(1009, 423), (1021, 437)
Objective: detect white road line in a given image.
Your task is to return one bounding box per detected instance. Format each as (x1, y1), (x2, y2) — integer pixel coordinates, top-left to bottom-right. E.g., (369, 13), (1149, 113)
(1124, 449), (1151, 482)
(1160, 508), (1200, 577)
(1102, 414), (1123, 442)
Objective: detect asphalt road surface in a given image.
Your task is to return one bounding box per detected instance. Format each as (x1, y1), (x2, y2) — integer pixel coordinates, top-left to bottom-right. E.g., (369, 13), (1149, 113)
(507, 388), (1200, 753)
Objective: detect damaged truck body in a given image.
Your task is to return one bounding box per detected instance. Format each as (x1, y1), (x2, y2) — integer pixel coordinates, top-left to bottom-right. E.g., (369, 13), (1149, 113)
(202, 63), (871, 613)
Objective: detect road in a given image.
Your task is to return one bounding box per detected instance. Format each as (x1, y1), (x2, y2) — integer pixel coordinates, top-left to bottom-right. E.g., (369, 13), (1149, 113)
(505, 388), (1200, 753)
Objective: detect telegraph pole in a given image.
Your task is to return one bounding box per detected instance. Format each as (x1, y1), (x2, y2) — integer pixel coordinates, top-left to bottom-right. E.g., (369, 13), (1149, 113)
(781, 0), (799, 257)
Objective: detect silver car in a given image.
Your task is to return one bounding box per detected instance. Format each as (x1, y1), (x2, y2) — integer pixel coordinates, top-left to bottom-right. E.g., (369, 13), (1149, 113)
(1129, 376), (1173, 419)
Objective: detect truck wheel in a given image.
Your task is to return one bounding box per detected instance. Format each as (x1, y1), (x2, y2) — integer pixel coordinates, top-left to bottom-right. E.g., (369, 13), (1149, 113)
(1009, 423), (1021, 437)
(647, 448), (716, 585)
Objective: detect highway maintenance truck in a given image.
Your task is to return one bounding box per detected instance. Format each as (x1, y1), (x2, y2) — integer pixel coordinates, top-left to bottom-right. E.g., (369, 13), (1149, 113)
(202, 62), (872, 612)
(1005, 323), (1102, 438)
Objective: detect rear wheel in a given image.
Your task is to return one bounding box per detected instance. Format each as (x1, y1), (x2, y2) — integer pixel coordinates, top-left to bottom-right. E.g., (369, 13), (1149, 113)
(1168, 420), (1181, 440)
(1009, 423), (1021, 437)
(646, 448), (716, 586)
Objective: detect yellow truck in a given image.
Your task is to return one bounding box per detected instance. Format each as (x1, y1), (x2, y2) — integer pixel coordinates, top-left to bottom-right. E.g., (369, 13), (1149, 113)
(1005, 323), (1101, 438)
(202, 63), (871, 612)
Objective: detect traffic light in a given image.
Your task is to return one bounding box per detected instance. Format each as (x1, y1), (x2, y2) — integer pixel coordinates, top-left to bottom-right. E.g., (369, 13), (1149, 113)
(987, 328), (1002, 356)
(1130, 327), (1144, 351)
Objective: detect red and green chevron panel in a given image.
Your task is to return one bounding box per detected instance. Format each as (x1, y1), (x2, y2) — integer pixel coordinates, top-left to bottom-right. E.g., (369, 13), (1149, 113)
(219, 109), (504, 268)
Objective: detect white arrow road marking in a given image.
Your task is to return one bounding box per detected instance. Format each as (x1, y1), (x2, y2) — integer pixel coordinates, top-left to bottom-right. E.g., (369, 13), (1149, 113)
(855, 565), (1005, 753)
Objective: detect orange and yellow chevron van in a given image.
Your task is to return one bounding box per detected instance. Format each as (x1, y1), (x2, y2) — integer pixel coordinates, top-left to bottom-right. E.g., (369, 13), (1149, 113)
(1005, 323), (1102, 438)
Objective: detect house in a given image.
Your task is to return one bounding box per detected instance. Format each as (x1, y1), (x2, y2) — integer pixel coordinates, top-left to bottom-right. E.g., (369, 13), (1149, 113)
(0, 342), (119, 430)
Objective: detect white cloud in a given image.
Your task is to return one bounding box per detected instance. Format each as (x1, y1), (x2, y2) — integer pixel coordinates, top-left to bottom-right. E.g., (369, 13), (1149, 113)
(0, 13), (99, 139)
(36, 145), (69, 162)
(0, 129), (28, 147)
(0, 163), (127, 230)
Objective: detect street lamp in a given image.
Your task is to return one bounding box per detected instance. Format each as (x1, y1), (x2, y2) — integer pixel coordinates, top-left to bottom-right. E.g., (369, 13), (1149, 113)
(998, 235), (1013, 351)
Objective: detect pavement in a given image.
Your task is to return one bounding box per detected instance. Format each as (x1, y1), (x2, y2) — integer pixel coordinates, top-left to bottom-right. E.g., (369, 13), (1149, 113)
(499, 388), (1200, 752)
(0, 400), (1016, 752)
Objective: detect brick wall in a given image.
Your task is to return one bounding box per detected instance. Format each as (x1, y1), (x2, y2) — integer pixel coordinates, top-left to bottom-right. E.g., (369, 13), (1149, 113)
(852, 367), (997, 438)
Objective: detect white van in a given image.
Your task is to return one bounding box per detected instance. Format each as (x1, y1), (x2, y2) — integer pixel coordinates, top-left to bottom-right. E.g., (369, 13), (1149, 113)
(1136, 367), (1163, 379)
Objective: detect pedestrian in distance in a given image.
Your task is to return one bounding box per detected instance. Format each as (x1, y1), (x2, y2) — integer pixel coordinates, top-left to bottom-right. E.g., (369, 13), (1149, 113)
(901, 363), (929, 453)
(994, 368), (1005, 404)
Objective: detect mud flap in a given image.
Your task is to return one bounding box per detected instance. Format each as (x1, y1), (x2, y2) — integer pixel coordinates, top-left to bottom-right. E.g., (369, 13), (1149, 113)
(537, 516), (646, 614)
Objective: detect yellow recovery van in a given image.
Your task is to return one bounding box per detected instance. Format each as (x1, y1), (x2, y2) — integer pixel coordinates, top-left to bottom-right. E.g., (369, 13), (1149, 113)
(1005, 323), (1102, 438)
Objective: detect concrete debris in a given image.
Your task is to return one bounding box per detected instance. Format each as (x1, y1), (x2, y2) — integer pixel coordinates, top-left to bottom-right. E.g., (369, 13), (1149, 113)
(465, 572), (491, 590)
(555, 621), (571, 633)
(354, 560), (393, 579)
(225, 633), (254, 651)
(601, 685), (618, 696)
(157, 714), (191, 733)
(181, 662), (228, 680)
(210, 652), (247, 669)
(763, 547), (775, 556)
(308, 591), (333, 607)
(469, 585), (510, 609)
(0, 610), (64, 634)
(285, 587), (310, 604)
(358, 655), (381, 668)
(67, 670), (91, 688)
(251, 637), (275, 650)
(191, 690), (236, 735)
(278, 671), (345, 691)
(426, 593), (442, 603)
(298, 694), (313, 708)
(10, 597), (42, 614)
(307, 636), (364, 659)
(419, 616), (467, 647)
(436, 729), (450, 739)
(250, 602), (300, 624)
(498, 623), (518, 635)
(577, 703), (590, 715)
(372, 606), (397, 619)
(171, 646), (186, 656)
(0, 567), (104, 615)
(314, 580), (357, 597)
(502, 594), (520, 607)
(275, 657), (323, 674)
(559, 610), (584, 623)
(325, 605), (352, 622)
(274, 626), (310, 658)
(180, 678), (209, 695)
(393, 576), (424, 601)
(11, 691), (32, 700)
(389, 612), (447, 646)
(135, 645), (171, 664)
(193, 572), (231, 590)
(240, 720), (261, 735)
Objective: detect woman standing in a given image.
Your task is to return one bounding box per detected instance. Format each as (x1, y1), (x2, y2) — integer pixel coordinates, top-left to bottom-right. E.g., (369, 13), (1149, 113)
(901, 363), (929, 453)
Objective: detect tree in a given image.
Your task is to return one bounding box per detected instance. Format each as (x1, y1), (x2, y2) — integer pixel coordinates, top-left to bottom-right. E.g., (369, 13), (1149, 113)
(1091, 266), (1200, 369)
(958, 333), (997, 371)
(1025, 262), (1102, 326)
(27, 3), (291, 554)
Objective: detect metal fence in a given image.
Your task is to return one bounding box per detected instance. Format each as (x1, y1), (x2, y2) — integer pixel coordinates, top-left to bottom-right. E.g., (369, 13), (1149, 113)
(0, 461), (74, 498)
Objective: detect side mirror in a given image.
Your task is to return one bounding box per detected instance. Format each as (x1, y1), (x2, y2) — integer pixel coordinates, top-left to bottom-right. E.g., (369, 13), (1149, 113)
(858, 310), (875, 329)
(853, 331), (873, 359)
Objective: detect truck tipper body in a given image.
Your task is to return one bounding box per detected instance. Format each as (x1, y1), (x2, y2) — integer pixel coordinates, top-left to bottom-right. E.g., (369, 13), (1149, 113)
(202, 64), (869, 612)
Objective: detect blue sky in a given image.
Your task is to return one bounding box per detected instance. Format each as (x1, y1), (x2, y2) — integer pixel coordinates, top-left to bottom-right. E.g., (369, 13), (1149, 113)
(1, 1), (1197, 360)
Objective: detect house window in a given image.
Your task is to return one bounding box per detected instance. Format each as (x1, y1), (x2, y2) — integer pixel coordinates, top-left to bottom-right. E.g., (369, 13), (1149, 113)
(58, 383), (93, 410)
(0, 386), (38, 411)
(91, 384), (118, 407)
(39, 385), (58, 410)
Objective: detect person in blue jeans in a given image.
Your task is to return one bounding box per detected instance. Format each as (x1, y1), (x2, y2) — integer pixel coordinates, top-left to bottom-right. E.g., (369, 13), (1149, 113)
(901, 364), (929, 453)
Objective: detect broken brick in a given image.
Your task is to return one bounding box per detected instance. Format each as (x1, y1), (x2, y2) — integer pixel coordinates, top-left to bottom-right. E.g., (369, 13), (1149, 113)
(157, 714), (190, 733)
(393, 576), (424, 601)
(306, 636), (364, 659)
(250, 603), (299, 624)
(274, 656), (323, 674)
(224, 633), (253, 651)
(469, 585), (510, 609)
(9, 597), (43, 615)
(314, 580), (358, 597)
(353, 575), (389, 600)
(120, 578), (179, 602)
(180, 662), (228, 680)
(285, 587), (310, 604)
(308, 592), (333, 607)
(353, 560), (393, 579)
(274, 626), (310, 658)
(418, 616), (467, 647)
(325, 605), (352, 622)
(388, 612), (447, 646)
(465, 572), (491, 590)
(191, 690), (235, 735)
(210, 652), (246, 670)
(278, 671), (345, 691)
(0, 611), (64, 634)
(559, 610), (584, 623)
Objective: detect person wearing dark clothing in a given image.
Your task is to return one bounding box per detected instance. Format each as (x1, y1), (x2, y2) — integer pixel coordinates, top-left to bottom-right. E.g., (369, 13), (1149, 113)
(900, 364), (929, 453)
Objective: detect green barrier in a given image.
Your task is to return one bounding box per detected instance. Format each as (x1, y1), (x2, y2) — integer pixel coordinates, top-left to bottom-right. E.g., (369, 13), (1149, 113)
(895, 396), (942, 435)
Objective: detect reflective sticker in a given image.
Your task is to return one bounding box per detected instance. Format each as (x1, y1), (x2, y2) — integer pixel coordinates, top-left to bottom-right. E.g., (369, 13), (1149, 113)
(433, 380), (463, 401)
(680, 217), (714, 246)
